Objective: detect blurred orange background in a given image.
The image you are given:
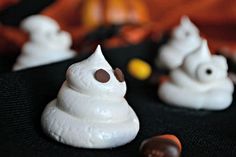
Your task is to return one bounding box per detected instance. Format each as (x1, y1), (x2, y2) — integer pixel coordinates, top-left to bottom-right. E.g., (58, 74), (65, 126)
(1, 0), (236, 57)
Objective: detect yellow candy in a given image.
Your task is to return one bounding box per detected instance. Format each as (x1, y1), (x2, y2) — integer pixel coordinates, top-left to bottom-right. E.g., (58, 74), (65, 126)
(127, 58), (152, 80)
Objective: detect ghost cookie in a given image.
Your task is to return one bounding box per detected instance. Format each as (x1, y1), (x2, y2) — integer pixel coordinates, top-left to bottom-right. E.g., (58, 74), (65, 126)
(158, 40), (234, 110)
(41, 45), (139, 148)
(13, 15), (76, 71)
(156, 16), (202, 70)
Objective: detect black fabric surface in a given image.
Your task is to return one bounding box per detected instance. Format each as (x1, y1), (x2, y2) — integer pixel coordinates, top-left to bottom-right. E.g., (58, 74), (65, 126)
(1, 0), (236, 156)
(0, 55), (17, 73)
(0, 49), (236, 157)
(0, 0), (54, 26)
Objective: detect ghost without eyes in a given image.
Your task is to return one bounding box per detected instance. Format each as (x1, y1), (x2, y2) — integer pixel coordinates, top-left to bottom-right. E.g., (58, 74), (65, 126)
(156, 16), (202, 70)
(13, 15), (76, 71)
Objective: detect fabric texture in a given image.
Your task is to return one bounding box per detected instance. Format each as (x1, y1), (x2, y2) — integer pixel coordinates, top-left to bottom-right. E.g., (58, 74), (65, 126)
(0, 0), (236, 156)
(0, 45), (236, 157)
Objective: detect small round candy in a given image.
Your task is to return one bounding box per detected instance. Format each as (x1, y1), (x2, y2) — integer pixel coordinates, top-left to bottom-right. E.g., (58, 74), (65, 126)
(140, 134), (182, 157)
(127, 58), (152, 80)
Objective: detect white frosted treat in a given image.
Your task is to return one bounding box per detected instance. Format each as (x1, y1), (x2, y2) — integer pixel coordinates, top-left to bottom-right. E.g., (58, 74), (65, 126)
(20, 15), (60, 34)
(13, 15), (76, 71)
(156, 16), (202, 69)
(41, 45), (139, 148)
(158, 40), (234, 110)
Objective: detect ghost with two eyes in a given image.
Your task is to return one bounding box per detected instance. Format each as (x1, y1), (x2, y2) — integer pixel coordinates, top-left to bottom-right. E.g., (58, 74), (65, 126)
(41, 45), (139, 149)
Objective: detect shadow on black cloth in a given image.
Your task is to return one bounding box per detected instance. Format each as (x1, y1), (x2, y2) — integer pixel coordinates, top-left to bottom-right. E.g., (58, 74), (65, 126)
(0, 54), (17, 73)
(0, 0), (54, 26)
(0, 53), (236, 157)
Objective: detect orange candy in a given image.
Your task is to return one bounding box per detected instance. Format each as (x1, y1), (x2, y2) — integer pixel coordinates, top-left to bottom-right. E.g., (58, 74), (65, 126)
(140, 134), (182, 157)
(158, 134), (182, 152)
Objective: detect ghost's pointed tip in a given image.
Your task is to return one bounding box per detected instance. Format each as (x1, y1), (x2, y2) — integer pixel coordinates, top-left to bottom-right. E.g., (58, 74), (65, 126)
(84, 44), (111, 69)
(96, 44), (101, 50)
(180, 15), (199, 33)
(94, 44), (103, 55)
(87, 44), (104, 60)
(181, 15), (190, 23)
(201, 39), (208, 47)
(92, 44), (105, 59)
(202, 39), (211, 53)
(194, 39), (211, 59)
(199, 39), (209, 52)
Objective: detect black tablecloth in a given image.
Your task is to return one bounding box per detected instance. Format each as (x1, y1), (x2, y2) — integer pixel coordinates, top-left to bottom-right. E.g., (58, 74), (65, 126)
(0, 50), (236, 157)
(1, 0), (236, 156)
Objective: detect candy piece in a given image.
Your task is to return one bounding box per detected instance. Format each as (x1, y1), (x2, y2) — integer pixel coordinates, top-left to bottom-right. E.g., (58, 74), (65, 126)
(158, 40), (234, 110)
(140, 134), (182, 157)
(128, 58), (152, 80)
(159, 135), (182, 152)
(41, 45), (139, 148)
(156, 16), (202, 70)
(13, 15), (76, 71)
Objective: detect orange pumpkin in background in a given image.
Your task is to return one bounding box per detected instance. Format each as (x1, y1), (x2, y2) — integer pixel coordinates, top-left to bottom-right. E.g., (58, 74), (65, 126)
(2, 0), (236, 57)
(43, 0), (150, 29)
(81, 0), (150, 28)
(42, 0), (151, 50)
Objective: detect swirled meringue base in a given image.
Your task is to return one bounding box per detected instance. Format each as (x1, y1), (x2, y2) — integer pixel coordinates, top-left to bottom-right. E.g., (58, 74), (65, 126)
(158, 79), (233, 110)
(41, 100), (139, 148)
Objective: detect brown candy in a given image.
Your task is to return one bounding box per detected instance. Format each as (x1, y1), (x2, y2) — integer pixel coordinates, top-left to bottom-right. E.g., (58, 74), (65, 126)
(140, 134), (182, 157)
(114, 68), (125, 82)
(94, 69), (110, 83)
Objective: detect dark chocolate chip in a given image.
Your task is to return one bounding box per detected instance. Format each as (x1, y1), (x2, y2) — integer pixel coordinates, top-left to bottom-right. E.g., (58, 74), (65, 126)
(114, 68), (125, 82)
(94, 69), (110, 83)
(140, 137), (181, 157)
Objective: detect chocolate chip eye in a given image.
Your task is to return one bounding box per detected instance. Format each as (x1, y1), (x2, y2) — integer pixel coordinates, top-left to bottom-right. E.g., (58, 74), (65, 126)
(114, 68), (125, 82)
(206, 68), (212, 75)
(94, 69), (110, 83)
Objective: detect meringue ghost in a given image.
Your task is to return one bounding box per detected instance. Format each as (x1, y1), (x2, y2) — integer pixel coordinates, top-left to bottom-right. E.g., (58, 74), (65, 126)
(41, 45), (139, 148)
(156, 16), (202, 70)
(13, 15), (76, 71)
(158, 40), (234, 110)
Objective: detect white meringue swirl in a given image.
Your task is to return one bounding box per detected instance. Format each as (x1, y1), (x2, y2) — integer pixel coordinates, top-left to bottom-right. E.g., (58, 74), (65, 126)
(158, 40), (234, 110)
(13, 15), (76, 71)
(157, 16), (202, 69)
(41, 45), (139, 148)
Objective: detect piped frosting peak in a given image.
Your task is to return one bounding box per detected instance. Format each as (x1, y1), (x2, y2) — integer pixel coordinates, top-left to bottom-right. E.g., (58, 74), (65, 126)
(41, 45), (139, 148)
(156, 16), (202, 69)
